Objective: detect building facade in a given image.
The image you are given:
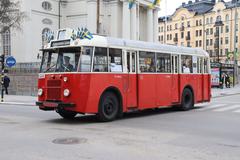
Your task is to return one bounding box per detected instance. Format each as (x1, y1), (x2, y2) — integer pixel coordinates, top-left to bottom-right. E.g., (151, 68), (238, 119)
(158, 0), (240, 64)
(1, 0), (159, 63)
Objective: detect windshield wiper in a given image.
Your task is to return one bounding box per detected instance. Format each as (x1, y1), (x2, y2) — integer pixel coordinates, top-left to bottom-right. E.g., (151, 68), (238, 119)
(44, 64), (56, 73)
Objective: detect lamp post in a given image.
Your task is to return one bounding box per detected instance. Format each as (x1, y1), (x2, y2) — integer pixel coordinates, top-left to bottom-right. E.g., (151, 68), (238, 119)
(233, 3), (238, 86)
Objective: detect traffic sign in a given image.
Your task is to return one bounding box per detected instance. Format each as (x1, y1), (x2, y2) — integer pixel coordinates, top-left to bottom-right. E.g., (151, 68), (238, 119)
(6, 56), (16, 68)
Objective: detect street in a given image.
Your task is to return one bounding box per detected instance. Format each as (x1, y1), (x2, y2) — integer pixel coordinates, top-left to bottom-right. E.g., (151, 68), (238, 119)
(0, 94), (240, 160)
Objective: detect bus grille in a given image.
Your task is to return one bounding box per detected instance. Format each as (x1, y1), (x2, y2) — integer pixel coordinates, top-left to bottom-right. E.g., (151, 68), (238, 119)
(46, 80), (61, 100)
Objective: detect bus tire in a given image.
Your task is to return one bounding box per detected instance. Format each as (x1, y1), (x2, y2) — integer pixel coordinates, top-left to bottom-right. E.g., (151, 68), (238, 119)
(98, 91), (119, 122)
(180, 88), (194, 111)
(57, 108), (77, 119)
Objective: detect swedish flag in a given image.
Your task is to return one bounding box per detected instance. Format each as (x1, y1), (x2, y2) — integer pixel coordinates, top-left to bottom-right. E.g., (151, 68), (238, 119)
(148, 0), (161, 9)
(129, 0), (135, 9)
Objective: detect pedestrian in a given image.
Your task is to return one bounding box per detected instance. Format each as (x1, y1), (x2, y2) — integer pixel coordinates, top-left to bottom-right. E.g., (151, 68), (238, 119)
(225, 74), (230, 88)
(3, 74), (10, 95)
(220, 73), (225, 89)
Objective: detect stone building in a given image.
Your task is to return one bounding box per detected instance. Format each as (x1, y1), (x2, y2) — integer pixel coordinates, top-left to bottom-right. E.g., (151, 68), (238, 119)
(158, 0), (240, 64)
(1, 0), (159, 63)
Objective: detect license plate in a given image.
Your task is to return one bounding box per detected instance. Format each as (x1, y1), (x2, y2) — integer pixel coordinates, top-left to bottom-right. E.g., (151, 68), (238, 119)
(43, 102), (58, 107)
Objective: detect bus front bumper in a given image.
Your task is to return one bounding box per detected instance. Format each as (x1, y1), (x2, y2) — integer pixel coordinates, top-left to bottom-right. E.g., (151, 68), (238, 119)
(36, 101), (75, 111)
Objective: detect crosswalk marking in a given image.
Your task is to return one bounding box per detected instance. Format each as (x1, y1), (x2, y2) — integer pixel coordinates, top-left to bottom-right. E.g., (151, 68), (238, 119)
(233, 109), (240, 113)
(213, 105), (240, 112)
(197, 104), (227, 111)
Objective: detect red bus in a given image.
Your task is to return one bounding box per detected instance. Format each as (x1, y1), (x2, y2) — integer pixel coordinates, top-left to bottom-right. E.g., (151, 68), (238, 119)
(36, 29), (211, 121)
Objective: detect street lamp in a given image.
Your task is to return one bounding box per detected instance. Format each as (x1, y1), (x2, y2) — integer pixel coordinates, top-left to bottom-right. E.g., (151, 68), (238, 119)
(233, 2), (238, 85)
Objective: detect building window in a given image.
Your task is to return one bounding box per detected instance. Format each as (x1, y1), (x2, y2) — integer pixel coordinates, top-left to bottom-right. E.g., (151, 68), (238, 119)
(196, 41), (199, 47)
(236, 36), (238, 43)
(216, 16), (221, 22)
(181, 32), (184, 39)
(42, 1), (52, 11)
(206, 39), (209, 46)
(199, 40), (202, 47)
(42, 28), (51, 48)
(196, 30), (198, 37)
(206, 29), (209, 35)
(236, 24), (239, 32)
(210, 39), (213, 46)
(175, 23), (178, 29)
(199, 30), (202, 36)
(187, 21), (190, 27)
(225, 14), (229, 22)
(225, 37), (229, 44)
(225, 25), (229, 33)
(199, 20), (202, 26)
(210, 28), (213, 35)
(196, 20), (199, 26)
(210, 17), (213, 24)
(1, 28), (11, 56)
(206, 18), (209, 24)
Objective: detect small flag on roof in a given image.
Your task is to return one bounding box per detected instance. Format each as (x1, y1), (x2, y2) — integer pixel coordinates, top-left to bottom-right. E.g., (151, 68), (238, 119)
(148, 0), (161, 9)
(128, 0), (136, 9)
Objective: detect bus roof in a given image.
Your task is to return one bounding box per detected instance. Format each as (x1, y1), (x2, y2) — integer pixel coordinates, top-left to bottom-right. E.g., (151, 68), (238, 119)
(46, 34), (209, 57)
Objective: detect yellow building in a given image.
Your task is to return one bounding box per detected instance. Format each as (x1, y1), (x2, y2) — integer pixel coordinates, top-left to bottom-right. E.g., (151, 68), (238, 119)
(158, 0), (240, 64)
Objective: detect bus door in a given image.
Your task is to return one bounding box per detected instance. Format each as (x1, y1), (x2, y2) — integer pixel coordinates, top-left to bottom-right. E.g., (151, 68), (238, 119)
(171, 55), (180, 103)
(125, 51), (138, 109)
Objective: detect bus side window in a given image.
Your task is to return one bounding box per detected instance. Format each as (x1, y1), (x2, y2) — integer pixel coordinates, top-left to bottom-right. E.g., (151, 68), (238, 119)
(93, 47), (108, 72)
(181, 55), (193, 73)
(204, 58), (208, 73)
(79, 47), (93, 72)
(139, 51), (156, 73)
(156, 53), (171, 73)
(109, 48), (123, 72)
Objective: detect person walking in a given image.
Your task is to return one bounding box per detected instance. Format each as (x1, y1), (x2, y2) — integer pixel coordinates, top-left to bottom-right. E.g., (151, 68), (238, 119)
(225, 74), (231, 88)
(3, 74), (10, 95)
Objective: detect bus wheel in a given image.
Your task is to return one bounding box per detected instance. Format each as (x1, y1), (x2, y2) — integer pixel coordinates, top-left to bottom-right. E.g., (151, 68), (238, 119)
(180, 88), (194, 111)
(98, 92), (119, 122)
(57, 108), (77, 119)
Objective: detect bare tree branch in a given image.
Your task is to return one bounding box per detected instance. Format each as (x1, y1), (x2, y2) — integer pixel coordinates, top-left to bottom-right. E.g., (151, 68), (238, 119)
(0, 0), (26, 33)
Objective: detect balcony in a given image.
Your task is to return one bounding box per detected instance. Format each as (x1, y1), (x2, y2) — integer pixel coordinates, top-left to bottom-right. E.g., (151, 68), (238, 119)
(173, 37), (178, 42)
(180, 26), (185, 31)
(214, 32), (219, 37)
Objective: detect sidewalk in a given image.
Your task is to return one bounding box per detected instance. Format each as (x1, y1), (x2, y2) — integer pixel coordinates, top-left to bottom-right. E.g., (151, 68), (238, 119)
(0, 85), (240, 106)
(211, 84), (240, 98)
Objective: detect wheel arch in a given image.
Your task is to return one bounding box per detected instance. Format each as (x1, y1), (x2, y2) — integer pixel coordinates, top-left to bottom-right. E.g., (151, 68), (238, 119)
(182, 85), (195, 103)
(99, 86), (123, 115)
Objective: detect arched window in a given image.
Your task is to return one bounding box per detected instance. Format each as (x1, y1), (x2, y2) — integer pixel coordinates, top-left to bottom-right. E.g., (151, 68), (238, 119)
(225, 14), (229, 22)
(42, 1), (52, 11)
(1, 28), (11, 56)
(216, 16), (221, 22)
(42, 28), (50, 48)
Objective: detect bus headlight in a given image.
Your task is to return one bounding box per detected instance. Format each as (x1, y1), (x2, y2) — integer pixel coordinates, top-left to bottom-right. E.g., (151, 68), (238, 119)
(63, 89), (70, 97)
(38, 89), (43, 96)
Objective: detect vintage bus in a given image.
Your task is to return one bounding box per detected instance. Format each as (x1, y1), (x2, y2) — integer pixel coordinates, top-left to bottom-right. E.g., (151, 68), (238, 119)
(36, 28), (211, 121)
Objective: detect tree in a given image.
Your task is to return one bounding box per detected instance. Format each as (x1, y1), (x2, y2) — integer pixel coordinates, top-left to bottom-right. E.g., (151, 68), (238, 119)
(0, 0), (25, 33)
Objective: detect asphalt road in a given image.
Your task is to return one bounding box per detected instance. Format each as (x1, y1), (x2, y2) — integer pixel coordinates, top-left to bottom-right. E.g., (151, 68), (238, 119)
(0, 95), (240, 160)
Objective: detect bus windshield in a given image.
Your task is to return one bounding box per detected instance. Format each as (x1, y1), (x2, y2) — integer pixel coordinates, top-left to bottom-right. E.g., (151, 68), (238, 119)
(40, 47), (93, 73)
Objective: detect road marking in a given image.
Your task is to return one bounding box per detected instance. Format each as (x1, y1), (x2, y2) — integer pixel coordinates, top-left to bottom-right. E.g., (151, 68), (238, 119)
(0, 102), (35, 106)
(213, 105), (240, 112)
(197, 104), (227, 111)
(233, 109), (240, 113)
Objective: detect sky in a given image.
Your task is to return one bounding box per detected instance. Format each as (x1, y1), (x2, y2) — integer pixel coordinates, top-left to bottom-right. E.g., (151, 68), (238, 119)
(158, 0), (232, 17)
(159, 0), (190, 17)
